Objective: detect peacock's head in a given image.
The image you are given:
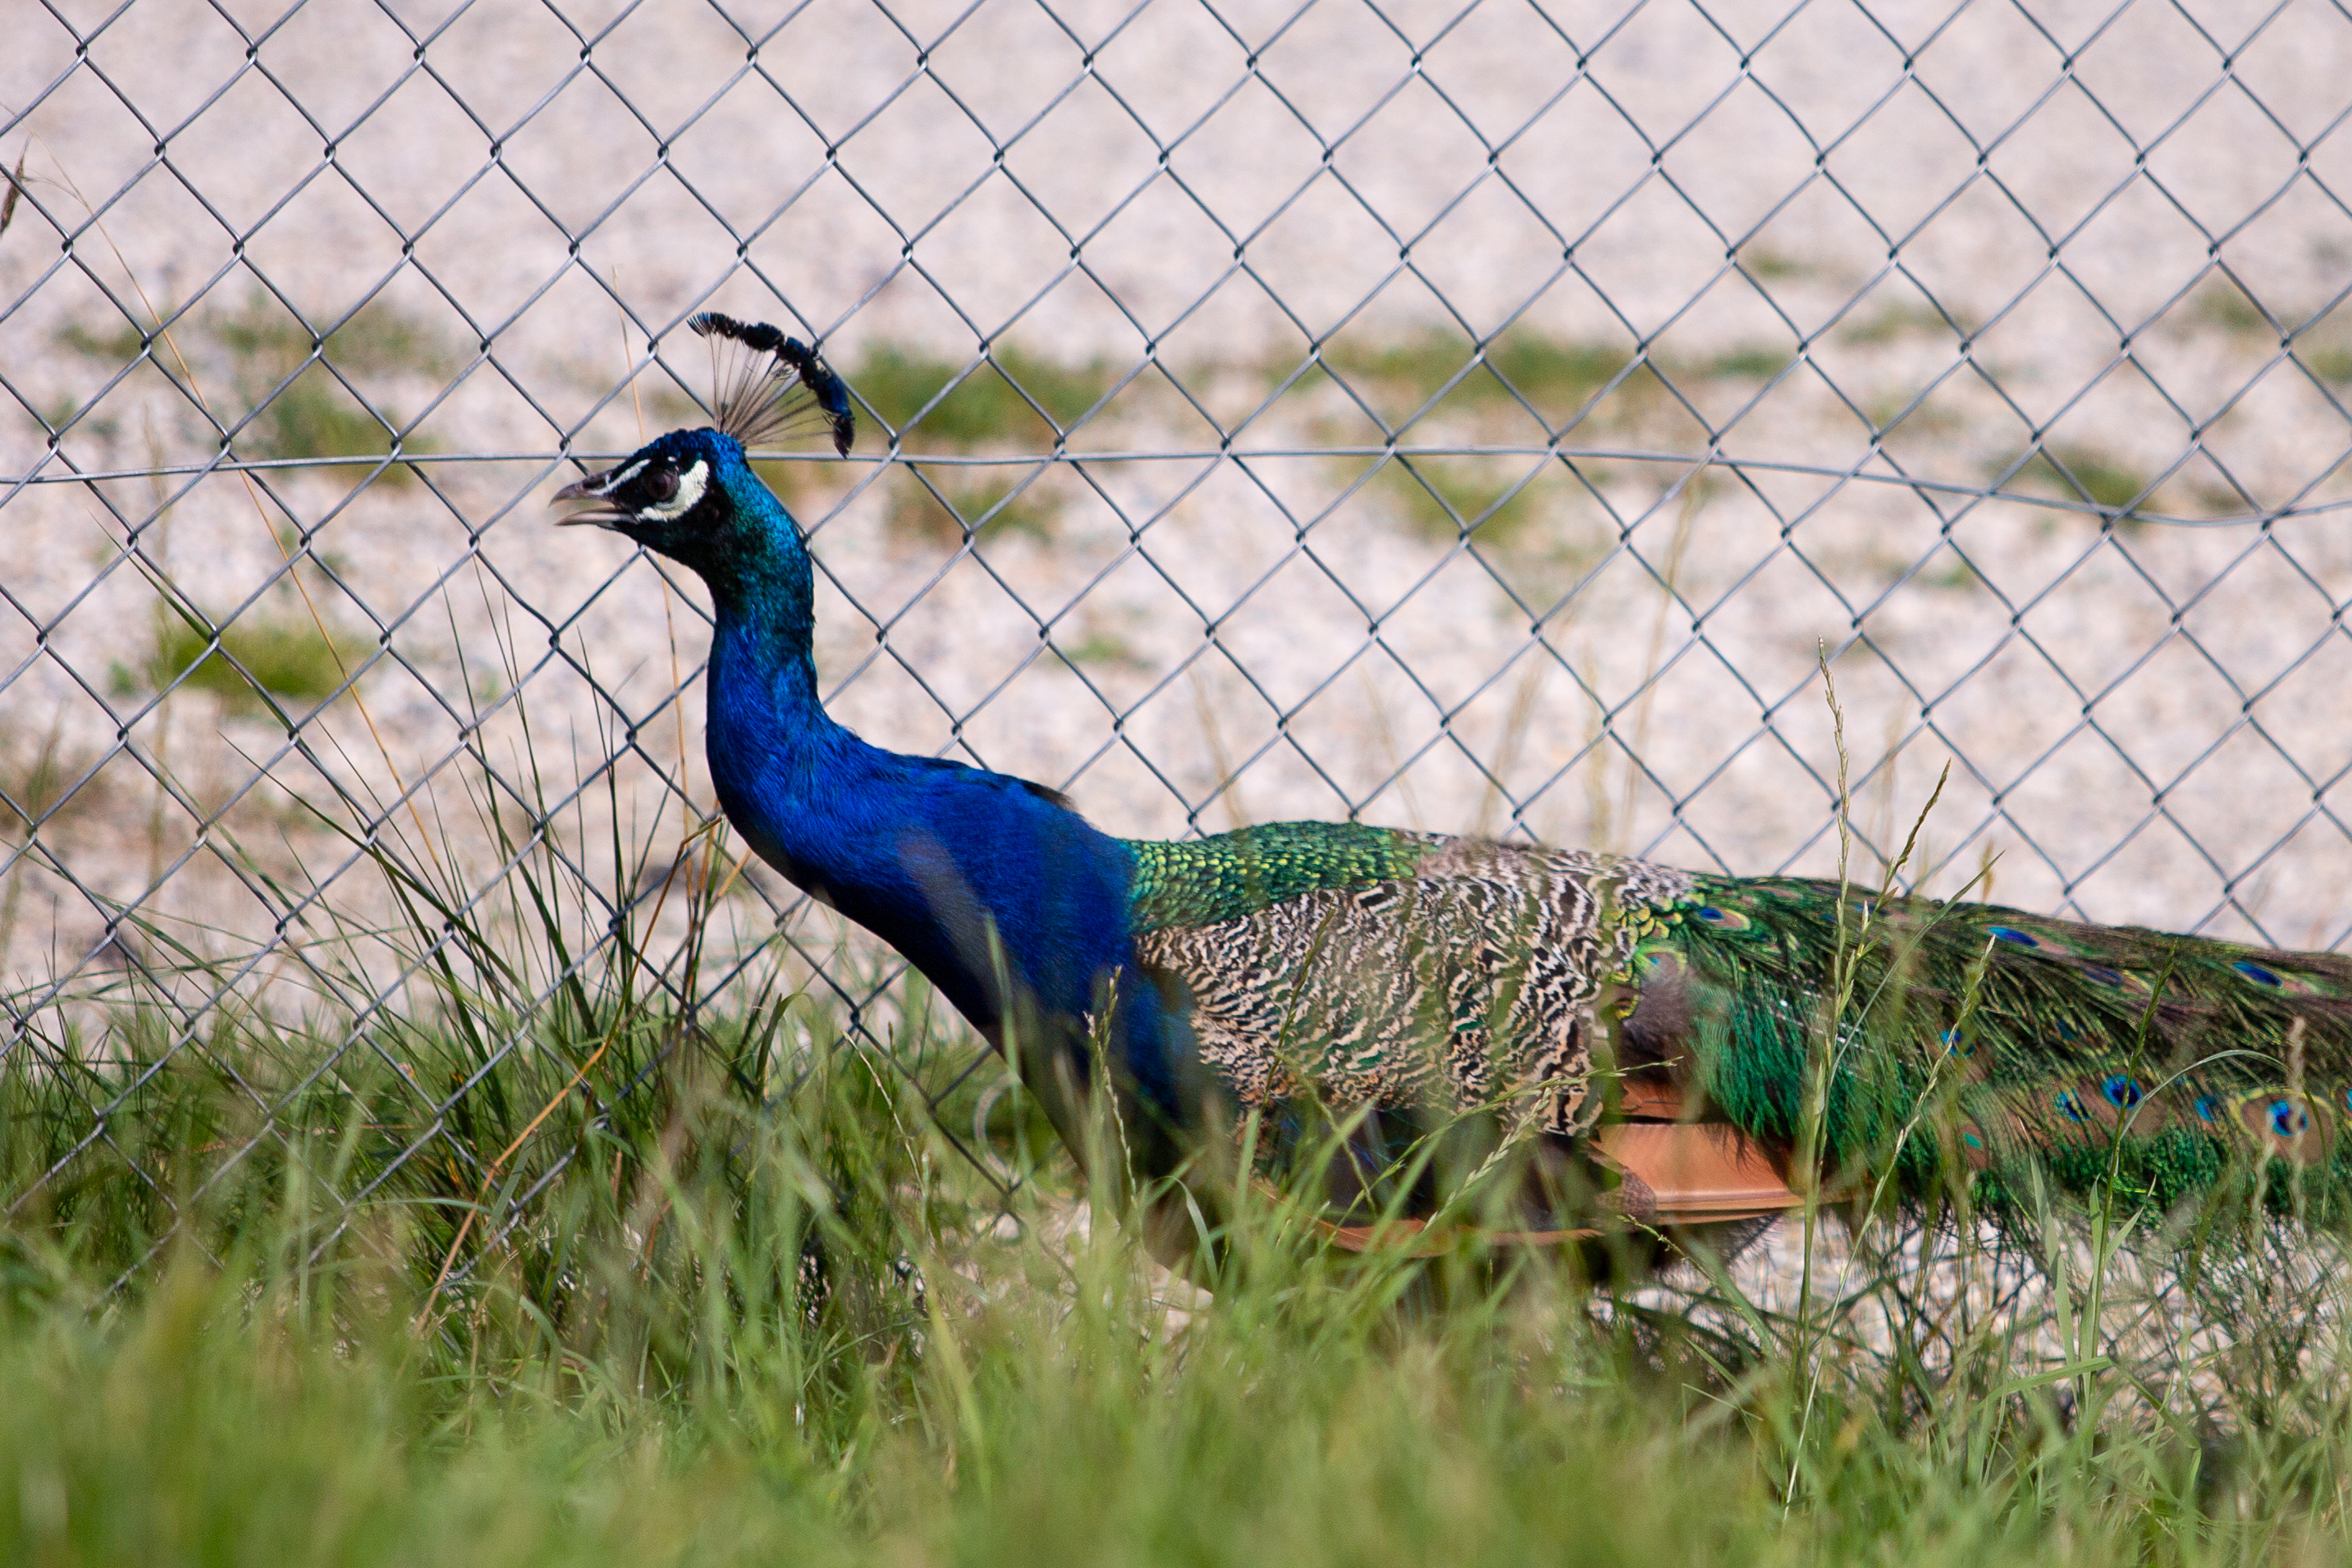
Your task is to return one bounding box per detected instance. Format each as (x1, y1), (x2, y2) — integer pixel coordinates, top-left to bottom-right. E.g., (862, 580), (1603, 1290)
(554, 313), (852, 569)
(554, 426), (739, 559)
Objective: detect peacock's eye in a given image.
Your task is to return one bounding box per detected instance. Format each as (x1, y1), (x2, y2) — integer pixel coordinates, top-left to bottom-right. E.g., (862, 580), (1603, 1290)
(644, 467), (680, 504)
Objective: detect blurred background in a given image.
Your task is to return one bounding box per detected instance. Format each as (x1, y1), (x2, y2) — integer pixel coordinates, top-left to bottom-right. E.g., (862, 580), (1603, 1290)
(10, 0), (2352, 1225)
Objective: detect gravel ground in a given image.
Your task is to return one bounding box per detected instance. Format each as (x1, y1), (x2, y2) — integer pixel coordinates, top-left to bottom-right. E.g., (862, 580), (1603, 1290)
(7, 0), (2352, 1020)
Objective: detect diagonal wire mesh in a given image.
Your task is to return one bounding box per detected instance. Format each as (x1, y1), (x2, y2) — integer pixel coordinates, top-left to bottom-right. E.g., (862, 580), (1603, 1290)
(10, 0), (2352, 1278)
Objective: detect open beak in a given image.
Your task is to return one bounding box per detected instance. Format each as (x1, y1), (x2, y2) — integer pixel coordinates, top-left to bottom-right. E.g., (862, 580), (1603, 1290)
(552, 469), (626, 528)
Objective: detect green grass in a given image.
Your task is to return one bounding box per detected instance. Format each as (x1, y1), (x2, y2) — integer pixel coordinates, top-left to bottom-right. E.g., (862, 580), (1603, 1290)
(8, 978), (2352, 1566)
(1320, 327), (1636, 425)
(1839, 299), (1965, 346)
(1709, 344), (1795, 380)
(1051, 627), (1151, 674)
(140, 605), (367, 715)
(2047, 447), (2151, 513)
(826, 328), (1790, 549)
(2304, 340), (2352, 386)
(1993, 444), (2157, 528)
(1310, 328), (1789, 546)
(0, 1246), (2185, 1568)
(890, 468), (1064, 546)
(60, 294), (451, 485)
(843, 343), (1115, 545)
(852, 343), (1114, 448)
(1740, 246), (1813, 281)
(221, 297), (450, 482)
(0, 723), (89, 833)
(2190, 279), (2271, 339)
(1383, 455), (1578, 547)
(1316, 327), (1797, 424)
(1295, 330), (1654, 546)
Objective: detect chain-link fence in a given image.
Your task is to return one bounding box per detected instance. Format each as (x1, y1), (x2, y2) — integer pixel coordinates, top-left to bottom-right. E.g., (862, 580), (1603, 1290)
(11, 0), (2352, 1274)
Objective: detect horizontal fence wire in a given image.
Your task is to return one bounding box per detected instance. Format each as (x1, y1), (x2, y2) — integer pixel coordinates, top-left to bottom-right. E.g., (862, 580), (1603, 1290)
(9, 0), (2352, 1285)
(21, 446), (2352, 528)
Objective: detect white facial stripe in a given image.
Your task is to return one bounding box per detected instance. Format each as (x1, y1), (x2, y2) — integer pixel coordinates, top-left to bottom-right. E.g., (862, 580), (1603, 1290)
(639, 459), (709, 521)
(602, 458), (650, 494)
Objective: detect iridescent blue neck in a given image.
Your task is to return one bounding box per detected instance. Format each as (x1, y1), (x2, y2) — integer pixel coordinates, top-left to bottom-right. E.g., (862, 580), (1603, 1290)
(685, 457), (1183, 1126)
(696, 463), (863, 880)
(701, 457), (822, 707)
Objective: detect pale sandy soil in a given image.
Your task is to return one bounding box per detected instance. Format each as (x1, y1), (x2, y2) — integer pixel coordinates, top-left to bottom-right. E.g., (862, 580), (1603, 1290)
(7, 0), (2352, 1049)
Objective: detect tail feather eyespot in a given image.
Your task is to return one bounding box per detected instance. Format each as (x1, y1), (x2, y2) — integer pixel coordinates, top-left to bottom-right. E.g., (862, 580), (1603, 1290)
(1690, 905), (1751, 932)
(2078, 964), (2153, 995)
(2098, 1074), (2144, 1110)
(1989, 925), (2044, 951)
(2230, 959), (2331, 998)
(2234, 1091), (2334, 1166)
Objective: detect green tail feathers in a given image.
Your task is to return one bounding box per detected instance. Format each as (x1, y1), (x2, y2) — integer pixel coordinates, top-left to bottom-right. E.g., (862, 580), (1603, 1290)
(1119, 817), (2352, 1223)
(1655, 876), (2352, 1217)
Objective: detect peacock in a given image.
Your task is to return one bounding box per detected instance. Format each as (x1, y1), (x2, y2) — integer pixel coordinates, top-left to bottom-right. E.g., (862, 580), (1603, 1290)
(556, 314), (2352, 1257)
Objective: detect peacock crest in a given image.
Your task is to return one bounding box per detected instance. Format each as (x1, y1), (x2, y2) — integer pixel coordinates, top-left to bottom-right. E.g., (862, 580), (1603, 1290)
(686, 311), (854, 456)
